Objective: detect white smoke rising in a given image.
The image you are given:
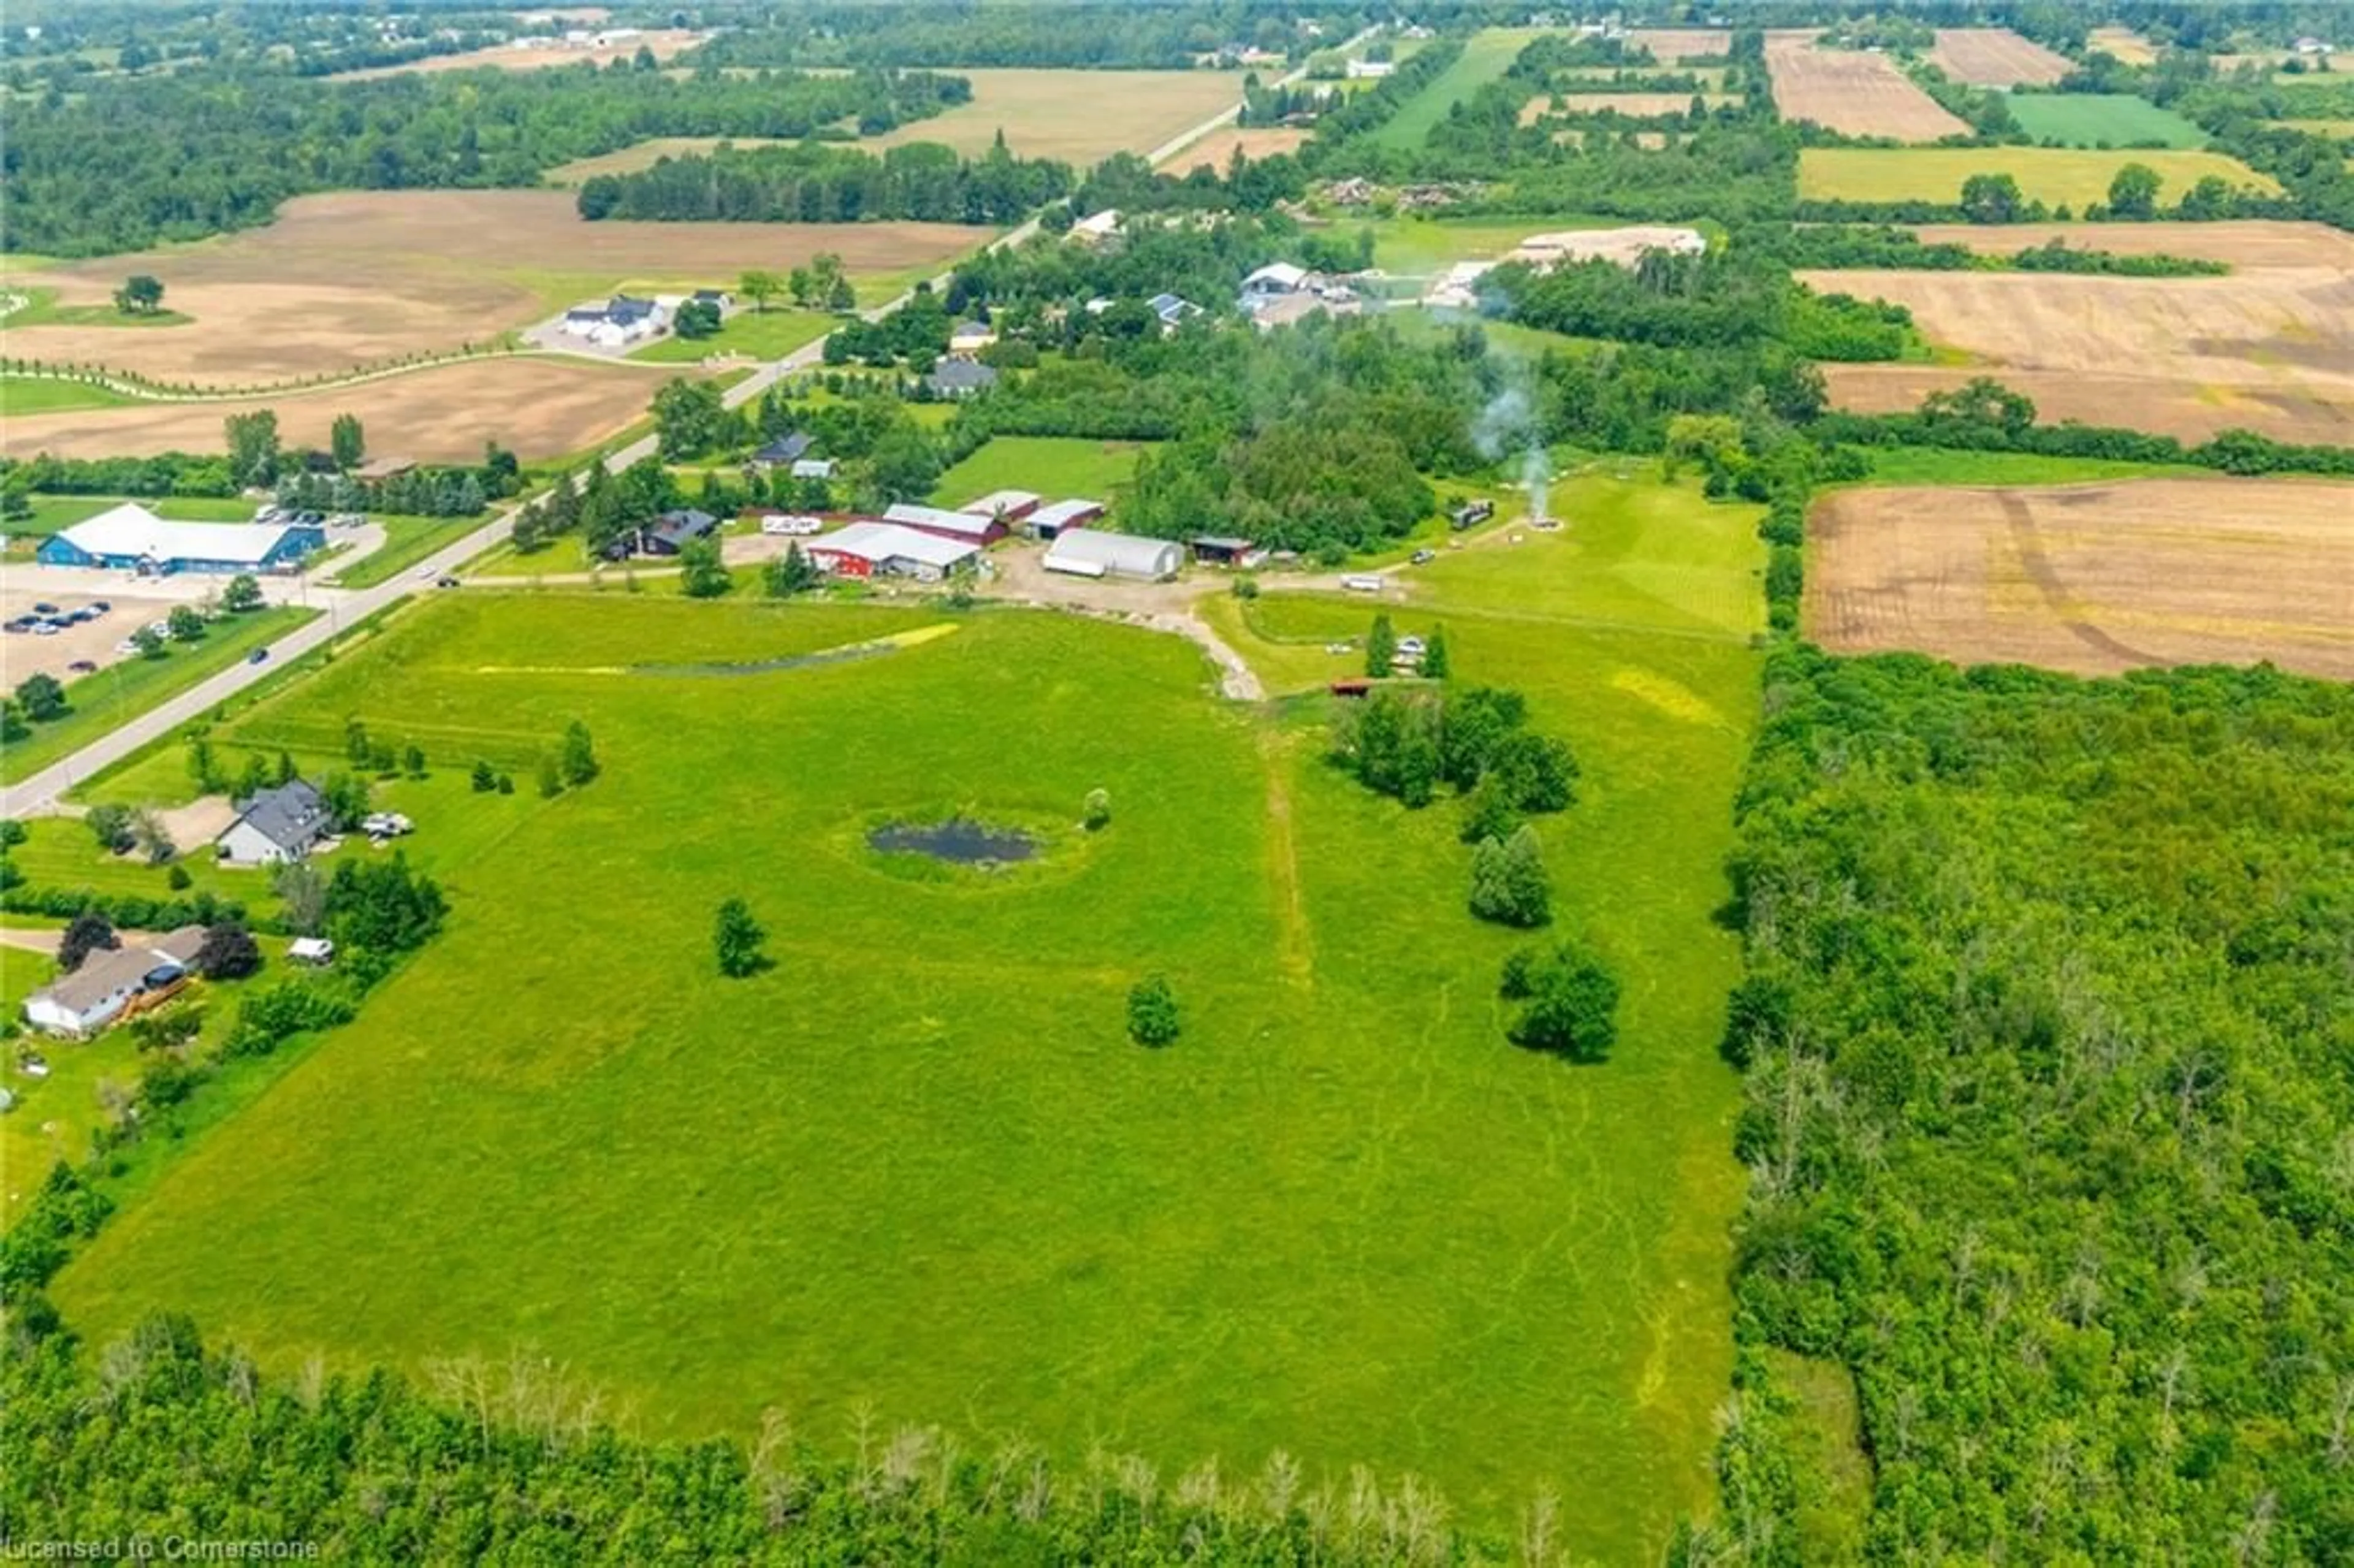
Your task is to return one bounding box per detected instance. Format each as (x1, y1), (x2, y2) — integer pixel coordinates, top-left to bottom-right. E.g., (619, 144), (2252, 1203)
(1472, 382), (1550, 521)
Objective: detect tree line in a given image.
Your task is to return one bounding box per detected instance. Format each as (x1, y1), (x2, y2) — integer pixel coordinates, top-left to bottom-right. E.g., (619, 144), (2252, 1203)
(577, 135), (1071, 227)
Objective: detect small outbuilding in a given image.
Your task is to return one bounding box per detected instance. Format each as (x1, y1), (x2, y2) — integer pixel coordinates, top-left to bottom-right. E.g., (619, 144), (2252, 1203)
(1043, 529), (1183, 582)
(1189, 535), (1260, 567)
(883, 501), (1005, 546)
(1027, 498), (1105, 540)
(961, 490), (1040, 523)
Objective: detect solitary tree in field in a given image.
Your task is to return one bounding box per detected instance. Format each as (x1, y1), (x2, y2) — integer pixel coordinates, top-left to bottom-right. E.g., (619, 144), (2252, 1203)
(559, 720), (599, 786)
(1365, 613), (1396, 679)
(2107, 162), (2163, 219)
(714, 897), (768, 978)
(1127, 975), (1181, 1046)
(739, 268), (783, 313)
(1499, 941), (1620, 1062)
(1083, 788), (1112, 831)
(113, 274), (165, 314)
(1469, 826), (1552, 928)
(330, 413), (366, 471)
(470, 759), (498, 793)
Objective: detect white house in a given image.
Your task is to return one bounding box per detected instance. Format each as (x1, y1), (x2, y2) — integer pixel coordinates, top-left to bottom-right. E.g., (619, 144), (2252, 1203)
(1345, 58), (1395, 78)
(1043, 529), (1184, 582)
(1240, 261), (1310, 299)
(1072, 209), (1123, 246)
(948, 319), (998, 354)
(558, 295), (668, 349)
(216, 778), (332, 866)
(23, 927), (207, 1038)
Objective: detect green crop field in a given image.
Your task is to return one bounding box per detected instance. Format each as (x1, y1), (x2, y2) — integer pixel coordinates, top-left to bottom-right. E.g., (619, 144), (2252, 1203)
(2005, 93), (2208, 148)
(1799, 146), (2280, 206)
(327, 514), (493, 589)
(51, 464), (1760, 1561)
(0, 607), (316, 787)
(928, 435), (1151, 509)
(0, 376), (143, 417)
(1371, 28), (1541, 150)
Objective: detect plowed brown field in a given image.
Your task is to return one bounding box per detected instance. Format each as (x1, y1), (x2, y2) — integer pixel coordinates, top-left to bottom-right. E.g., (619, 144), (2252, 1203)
(0, 357), (673, 463)
(1766, 37), (1970, 141)
(1158, 126), (1309, 173)
(1807, 479), (2354, 678)
(1927, 28), (2071, 86)
(1625, 28), (1731, 61)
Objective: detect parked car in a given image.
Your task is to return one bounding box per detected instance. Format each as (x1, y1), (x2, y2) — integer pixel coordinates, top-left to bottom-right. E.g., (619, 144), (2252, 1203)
(31, 623), (60, 637)
(435, 576), (460, 588)
(88, 600), (110, 612)
(67, 660), (97, 674)
(2, 619), (29, 634)
(114, 639), (142, 655)
(1341, 574), (1384, 593)
(31, 602), (58, 614)
(246, 647), (270, 664)
(1410, 549), (1436, 565)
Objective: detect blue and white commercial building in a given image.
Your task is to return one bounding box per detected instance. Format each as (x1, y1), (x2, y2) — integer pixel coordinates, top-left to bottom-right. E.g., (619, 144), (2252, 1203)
(35, 503), (326, 576)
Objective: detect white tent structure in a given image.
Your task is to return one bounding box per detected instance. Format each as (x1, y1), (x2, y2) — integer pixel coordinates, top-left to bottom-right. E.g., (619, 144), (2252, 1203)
(1043, 529), (1184, 582)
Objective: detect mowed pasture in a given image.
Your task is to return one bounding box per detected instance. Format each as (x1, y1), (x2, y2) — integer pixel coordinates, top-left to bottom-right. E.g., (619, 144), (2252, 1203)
(1371, 29), (1541, 150)
(1799, 221), (2354, 445)
(2003, 93), (2208, 148)
(0, 356), (674, 463)
(543, 135), (798, 185)
(1766, 37), (1969, 141)
(1926, 28), (2071, 87)
(1798, 147), (2279, 206)
(2088, 25), (2160, 66)
(865, 69), (1249, 166)
(1807, 478), (2354, 678)
(53, 470), (1764, 1561)
(332, 28), (706, 79)
(0, 192), (988, 387)
(1157, 125), (1309, 175)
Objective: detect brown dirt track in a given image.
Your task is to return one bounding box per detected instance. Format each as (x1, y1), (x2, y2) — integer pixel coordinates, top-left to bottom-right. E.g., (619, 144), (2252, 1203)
(1807, 479), (2354, 679)
(1159, 126), (1309, 173)
(1, 192), (989, 387)
(1926, 28), (2071, 87)
(1765, 37), (1970, 141)
(1805, 221), (2354, 446)
(0, 357), (672, 463)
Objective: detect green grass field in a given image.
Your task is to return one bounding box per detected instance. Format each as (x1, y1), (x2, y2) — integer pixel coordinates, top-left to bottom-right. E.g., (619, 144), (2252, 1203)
(2005, 93), (2209, 148)
(0, 607), (316, 787)
(1799, 146), (2280, 206)
(1832, 446), (2206, 488)
(630, 308), (835, 365)
(928, 435), (1151, 509)
(0, 376), (143, 417)
(52, 465), (1761, 1560)
(327, 515), (495, 588)
(2, 286), (194, 329)
(12, 494), (259, 538)
(1371, 28), (1541, 150)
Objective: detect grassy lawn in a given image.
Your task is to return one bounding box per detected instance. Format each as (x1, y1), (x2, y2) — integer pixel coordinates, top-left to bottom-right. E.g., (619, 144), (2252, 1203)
(3, 285), (194, 329)
(1832, 446), (2207, 488)
(2004, 93), (2209, 148)
(0, 607), (316, 788)
(1371, 28), (1541, 150)
(630, 308), (835, 365)
(51, 482), (1761, 1561)
(928, 435), (1152, 509)
(0, 376), (143, 417)
(1799, 145), (2280, 205)
(327, 515), (495, 589)
(13, 495), (259, 538)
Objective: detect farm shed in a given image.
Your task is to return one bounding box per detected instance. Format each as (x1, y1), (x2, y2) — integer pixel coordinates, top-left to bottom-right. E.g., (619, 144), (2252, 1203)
(1043, 529), (1183, 582)
(23, 927), (208, 1038)
(1189, 535), (1260, 566)
(37, 504), (325, 576)
(216, 778), (332, 866)
(809, 521), (980, 582)
(1027, 498), (1105, 539)
(961, 490), (1040, 522)
(883, 501), (1005, 546)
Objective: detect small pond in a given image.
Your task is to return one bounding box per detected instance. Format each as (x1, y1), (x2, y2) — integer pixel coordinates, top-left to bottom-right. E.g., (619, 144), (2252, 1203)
(867, 818), (1037, 864)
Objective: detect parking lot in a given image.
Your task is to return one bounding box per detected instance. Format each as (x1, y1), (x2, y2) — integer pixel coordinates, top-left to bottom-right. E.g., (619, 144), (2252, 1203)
(2, 579), (226, 685)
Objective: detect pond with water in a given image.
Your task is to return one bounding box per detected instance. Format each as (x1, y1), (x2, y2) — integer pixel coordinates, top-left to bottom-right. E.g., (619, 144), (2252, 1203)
(867, 818), (1037, 864)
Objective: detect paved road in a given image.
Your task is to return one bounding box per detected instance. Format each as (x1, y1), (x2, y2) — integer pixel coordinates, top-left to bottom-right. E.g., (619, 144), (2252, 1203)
(0, 40), (1364, 820)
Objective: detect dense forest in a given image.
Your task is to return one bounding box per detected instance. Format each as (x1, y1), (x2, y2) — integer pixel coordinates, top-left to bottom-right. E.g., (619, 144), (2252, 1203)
(0, 63), (970, 254)
(1699, 649), (2354, 1563)
(576, 136), (1071, 226)
(0, 1312), (1494, 1565)
(685, 0), (1365, 69)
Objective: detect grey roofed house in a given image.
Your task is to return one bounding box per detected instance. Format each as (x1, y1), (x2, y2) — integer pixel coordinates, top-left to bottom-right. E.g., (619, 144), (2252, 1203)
(925, 358), (999, 398)
(753, 431), (815, 466)
(1146, 292), (1202, 326)
(644, 508), (718, 553)
(607, 295), (659, 324)
(216, 778), (331, 865)
(23, 926), (208, 1037)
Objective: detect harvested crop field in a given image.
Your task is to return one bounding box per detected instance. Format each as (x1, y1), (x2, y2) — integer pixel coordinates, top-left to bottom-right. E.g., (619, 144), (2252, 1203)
(866, 69), (1248, 166)
(333, 28), (705, 78)
(1799, 147), (2279, 206)
(1519, 91), (1731, 121)
(0, 192), (987, 387)
(1799, 221), (2354, 443)
(1807, 479), (2354, 678)
(0, 357), (672, 463)
(1625, 28), (1731, 61)
(1766, 37), (1970, 141)
(1926, 28), (2071, 87)
(1157, 125), (1308, 173)
(543, 135), (797, 184)
(2088, 26), (2159, 66)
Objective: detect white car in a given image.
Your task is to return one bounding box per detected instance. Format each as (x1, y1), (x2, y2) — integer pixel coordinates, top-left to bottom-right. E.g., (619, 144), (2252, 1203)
(760, 514), (823, 536)
(1341, 574), (1384, 593)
